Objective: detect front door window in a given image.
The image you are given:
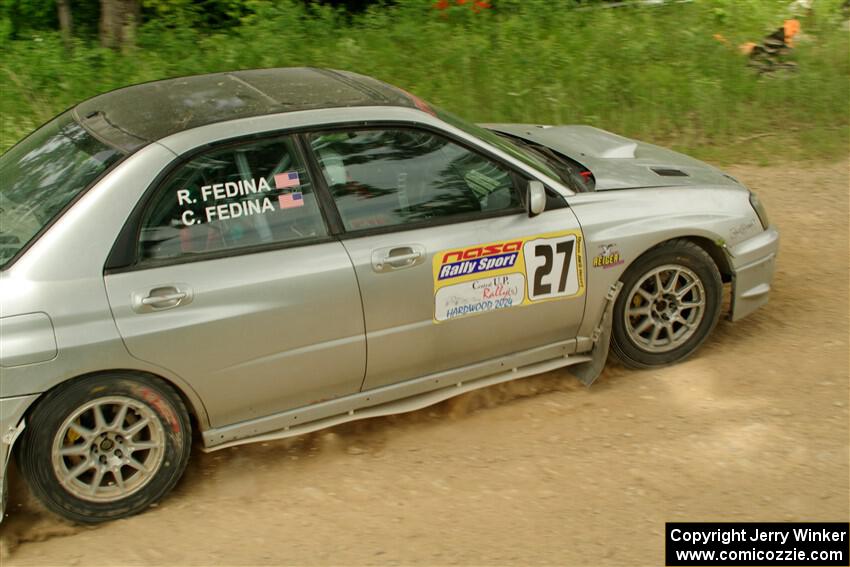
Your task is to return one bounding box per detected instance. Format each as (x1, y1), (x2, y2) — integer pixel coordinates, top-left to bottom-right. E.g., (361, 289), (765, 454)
(308, 129), (522, 232)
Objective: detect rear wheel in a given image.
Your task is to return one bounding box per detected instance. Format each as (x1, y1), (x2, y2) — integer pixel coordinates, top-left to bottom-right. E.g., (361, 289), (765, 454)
(611, 240), (722, 368)
(16, 373), (191, 524)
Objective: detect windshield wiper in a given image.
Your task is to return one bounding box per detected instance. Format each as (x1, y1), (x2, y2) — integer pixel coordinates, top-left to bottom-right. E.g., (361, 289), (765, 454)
(492, 132), (586, 192)
(518, 141), (584, 192)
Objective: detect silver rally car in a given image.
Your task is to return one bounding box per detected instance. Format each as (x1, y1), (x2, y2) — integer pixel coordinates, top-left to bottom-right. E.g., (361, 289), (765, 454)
(0, 68), (778, 523)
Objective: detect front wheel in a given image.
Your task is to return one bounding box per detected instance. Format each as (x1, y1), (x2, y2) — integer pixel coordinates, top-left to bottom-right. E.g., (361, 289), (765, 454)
(611, 239), (722, 368)
(16, 372), (191, 524)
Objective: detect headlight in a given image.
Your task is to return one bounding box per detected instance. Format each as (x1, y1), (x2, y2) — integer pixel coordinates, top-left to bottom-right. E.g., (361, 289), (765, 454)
(749, 191), (769, 229)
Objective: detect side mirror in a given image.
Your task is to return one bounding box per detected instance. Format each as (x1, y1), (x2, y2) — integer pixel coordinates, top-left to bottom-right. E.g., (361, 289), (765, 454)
(526, 180), (546, 217)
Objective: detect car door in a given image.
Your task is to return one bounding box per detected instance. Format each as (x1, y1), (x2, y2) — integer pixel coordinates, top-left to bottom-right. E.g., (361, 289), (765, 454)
(305, 127), (586, 391)
(104, 135), (366, 427)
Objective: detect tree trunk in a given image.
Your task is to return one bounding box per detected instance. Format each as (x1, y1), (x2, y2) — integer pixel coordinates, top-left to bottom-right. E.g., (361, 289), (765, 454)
(57, 0), (73, 48)
(99, 0), (140, 50)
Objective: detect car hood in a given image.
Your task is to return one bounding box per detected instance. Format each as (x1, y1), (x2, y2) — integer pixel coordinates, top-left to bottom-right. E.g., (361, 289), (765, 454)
(483, 123), (742, 191)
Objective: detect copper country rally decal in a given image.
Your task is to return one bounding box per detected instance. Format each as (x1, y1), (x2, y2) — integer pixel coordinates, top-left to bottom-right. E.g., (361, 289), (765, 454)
(432, 230), (585, 322)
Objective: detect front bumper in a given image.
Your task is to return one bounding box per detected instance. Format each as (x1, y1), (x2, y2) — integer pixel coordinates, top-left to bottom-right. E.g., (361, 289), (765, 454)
(729, 226), (780, 321)
(0, 393), (39, 523)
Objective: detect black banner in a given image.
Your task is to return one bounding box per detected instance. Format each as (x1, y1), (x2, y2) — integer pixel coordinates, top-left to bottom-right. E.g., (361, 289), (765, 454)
(666, 522), (849, 566)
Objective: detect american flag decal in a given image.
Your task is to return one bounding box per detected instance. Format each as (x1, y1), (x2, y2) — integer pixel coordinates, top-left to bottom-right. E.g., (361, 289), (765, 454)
(278, 192), (304, 209)
(274, 171), (300, 189)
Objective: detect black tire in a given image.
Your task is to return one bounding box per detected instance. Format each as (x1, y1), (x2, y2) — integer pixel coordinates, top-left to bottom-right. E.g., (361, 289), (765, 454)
(16, 372), (191, 524)
(611, 239), (722, 369)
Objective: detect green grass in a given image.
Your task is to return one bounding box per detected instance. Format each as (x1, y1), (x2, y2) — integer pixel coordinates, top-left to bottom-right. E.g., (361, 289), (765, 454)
(1, 0), (848, 163)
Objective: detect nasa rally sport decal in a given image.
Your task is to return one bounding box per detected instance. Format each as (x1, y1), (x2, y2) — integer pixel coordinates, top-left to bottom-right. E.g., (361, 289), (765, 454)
(432, 230), (585, 322)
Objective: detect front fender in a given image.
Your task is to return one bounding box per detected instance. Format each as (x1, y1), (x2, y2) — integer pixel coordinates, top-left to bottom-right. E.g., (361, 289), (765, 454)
(567, 185), (760, 338)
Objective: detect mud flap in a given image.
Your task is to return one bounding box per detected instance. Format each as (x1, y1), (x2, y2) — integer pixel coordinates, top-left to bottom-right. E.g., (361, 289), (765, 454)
(570, 282), (623, 386)
(0, 418), (26, 523)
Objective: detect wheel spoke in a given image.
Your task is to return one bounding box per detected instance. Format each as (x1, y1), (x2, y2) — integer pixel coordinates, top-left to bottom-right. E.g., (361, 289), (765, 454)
(649, 324), (662, 345)
(68, 421), (95, 441)
(676, 280), (698, 298)
(112, 469), (125, 490)
(637, 288), (655, 302)
(628, 305), (651, 316)
(66, 457), (95, 479)
(664, 269), (681, 292)
(680, 299), (705, 309)
(126, 456), (149, 474)
(90, 467), (105, 495)
(123, 417), (151, 438)
(654, 272), (664, 294)
(93, 404), (107, 431)
(664, 322), (675, 344)
(59, 444), (89, 457)
(634, 317), (654, 335)
(129, 440), (163, 452)
(111, 402), (130, 429)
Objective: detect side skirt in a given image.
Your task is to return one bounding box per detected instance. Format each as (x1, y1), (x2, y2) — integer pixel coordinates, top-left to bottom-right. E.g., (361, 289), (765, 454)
(202, 348), (591, 452)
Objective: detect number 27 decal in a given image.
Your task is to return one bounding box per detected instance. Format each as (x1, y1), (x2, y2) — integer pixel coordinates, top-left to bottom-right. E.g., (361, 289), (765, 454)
(523, 235), (582, 301)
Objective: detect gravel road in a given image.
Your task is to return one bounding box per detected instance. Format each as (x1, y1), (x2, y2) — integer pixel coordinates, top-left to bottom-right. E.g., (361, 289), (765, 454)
(2, 160), (848, 566)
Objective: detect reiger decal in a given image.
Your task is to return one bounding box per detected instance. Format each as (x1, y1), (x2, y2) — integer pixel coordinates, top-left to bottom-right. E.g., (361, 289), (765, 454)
(592, 243), (624, 269)
(433, 230), (584, 322)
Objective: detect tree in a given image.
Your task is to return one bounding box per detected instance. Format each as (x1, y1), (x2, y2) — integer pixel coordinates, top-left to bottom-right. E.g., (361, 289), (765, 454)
(56, 0), (72, 46)
(99, 0), (139, 49)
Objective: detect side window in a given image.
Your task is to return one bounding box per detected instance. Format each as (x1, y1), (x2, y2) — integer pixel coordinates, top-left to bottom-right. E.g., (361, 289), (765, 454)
(138, 136), (327, 262)
(307, 129), (522, 232)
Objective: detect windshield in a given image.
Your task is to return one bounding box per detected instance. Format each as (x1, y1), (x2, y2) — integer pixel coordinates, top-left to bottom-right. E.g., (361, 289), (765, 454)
(432, 107), (564, 183)
(0, 112), (123, 268)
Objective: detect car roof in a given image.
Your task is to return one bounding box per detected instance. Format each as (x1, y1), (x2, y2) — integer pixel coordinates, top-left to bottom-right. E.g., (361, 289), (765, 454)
(74, 67), (416, 152)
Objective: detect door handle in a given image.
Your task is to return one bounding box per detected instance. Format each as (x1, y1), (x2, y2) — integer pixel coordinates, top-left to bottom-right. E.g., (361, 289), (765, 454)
(132, 285), (193, 313)
(372, 245), (426, 272)
(141, 292), (187, 306)
(385, 251), (421, 266)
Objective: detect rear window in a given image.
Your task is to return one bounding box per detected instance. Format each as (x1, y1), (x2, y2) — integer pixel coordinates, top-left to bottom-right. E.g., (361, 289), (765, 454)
(0, 112), (123, 268)
(136, 135), (328, 263)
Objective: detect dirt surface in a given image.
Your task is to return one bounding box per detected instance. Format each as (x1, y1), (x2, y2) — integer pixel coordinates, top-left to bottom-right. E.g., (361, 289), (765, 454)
(1, 160), (848, 566)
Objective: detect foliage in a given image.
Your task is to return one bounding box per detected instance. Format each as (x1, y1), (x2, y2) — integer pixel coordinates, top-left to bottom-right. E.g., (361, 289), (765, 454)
(0, 0), (848, 162)
(1, 0), (101, 37)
